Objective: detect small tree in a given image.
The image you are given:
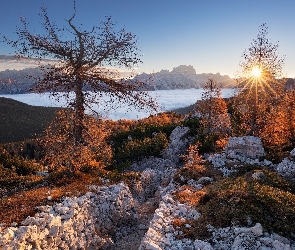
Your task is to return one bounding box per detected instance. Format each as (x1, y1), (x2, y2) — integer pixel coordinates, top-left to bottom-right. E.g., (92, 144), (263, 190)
(194, 78), (230, 151)
(233, 23), (285, 136)
(4, 4), (157, 171)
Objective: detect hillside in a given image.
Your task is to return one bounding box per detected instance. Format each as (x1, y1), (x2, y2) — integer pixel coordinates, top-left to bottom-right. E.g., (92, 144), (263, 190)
(0, 97), (62, 143)
(1, 124), (295, 249)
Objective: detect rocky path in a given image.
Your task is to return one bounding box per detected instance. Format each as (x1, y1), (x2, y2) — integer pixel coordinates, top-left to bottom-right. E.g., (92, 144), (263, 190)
(112, 198), (158, 250)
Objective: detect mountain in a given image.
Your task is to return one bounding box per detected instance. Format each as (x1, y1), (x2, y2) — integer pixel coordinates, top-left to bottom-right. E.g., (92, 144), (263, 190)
(0, 67), (43, 94)
(134, 65), (235, 90)
(0, 65), (235, 94)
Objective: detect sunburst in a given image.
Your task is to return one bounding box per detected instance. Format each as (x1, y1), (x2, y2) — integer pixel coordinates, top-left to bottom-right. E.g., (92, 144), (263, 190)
(251, 67), (261, 77)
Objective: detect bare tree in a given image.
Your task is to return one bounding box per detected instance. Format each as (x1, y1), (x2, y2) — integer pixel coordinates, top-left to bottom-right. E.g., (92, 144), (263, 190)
(233, 23), (285, 136)
(4, 4), (157, 171)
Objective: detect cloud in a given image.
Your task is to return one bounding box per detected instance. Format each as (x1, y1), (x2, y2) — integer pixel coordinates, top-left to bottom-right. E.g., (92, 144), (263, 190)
(0, 55), (57, 71)
(0, 55), (141, 78)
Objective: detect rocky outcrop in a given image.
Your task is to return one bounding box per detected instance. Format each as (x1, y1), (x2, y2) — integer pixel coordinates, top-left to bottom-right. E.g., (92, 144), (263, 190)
(208, 136), (271, 176)
(225, 136), (265, 160)
(161, 126), (191, 164)
(277, 148), (295, 181)
(208, 223), (295, 250)
(0, 183), (136, 250)
(139, 182), (202, 250)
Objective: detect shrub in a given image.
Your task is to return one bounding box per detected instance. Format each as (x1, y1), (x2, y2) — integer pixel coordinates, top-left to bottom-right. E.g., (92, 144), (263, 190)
(0, 147), (40, 175)
(40, 110), (112, 172)
(0, 164), (43, 193)
(195, 132), (219, 153)
(182, 116), (201, 137)
(191, 169), (295, 240)
(113, 132), (169, 169)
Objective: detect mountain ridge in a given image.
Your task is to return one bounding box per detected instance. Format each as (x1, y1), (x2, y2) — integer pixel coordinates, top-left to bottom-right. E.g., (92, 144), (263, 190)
(134, 65), (235, 90)
(0, 65), (235, 94)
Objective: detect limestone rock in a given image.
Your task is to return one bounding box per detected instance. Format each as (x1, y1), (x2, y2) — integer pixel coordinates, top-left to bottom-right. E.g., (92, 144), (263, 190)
(161, 126), (191, 164)
(277, 149), (295, 181)
(225, 136), (265, 160)
(0, 183), (136, 249)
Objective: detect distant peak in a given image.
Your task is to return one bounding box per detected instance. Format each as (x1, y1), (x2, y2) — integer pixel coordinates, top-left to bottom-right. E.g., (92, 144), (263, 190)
(171, 65), (196, 75)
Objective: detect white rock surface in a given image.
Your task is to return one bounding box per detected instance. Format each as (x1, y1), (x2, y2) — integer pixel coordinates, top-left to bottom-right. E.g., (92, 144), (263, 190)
(208, 136), (271, 176)
(207, 223), (295, 250)
(161, 126), (191, 164)
(225, 136), (265, 160)
(277, 148), (295, 181)
(0, 183), (136, 250)
(139, 181), (202, 250)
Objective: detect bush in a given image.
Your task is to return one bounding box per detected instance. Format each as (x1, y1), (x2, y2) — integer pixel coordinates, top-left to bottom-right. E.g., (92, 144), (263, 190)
(0, 147), (40, 175)
(0, 164), (43, 193)
(113, 132), (169, 169)
(182, 116), (201, 137)
(191, 169), (295, 240)
(195, 132), (219, 153)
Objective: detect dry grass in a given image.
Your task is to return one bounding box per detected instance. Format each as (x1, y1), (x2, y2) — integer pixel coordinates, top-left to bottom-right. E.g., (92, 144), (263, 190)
(0, 168), (139, 229)
(174, 162), (222, 185)
(174, 186), (206, 207)
(0, 172), (100, 228)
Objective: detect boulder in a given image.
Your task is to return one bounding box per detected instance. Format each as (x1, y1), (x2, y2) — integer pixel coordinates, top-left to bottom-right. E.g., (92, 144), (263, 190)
(225, 136), (265, 160)
(277, 148), (295, 181)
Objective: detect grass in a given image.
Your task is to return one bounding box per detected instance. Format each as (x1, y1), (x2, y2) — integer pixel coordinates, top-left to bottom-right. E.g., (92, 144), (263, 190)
(0, 97), (62, 143)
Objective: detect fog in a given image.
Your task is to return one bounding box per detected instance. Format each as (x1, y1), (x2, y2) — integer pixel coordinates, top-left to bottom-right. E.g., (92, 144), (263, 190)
(0, 88), (235, 120)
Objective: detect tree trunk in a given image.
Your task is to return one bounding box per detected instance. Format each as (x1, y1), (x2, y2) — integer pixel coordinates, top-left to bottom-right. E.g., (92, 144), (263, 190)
(74, 78), (85, 144)
(249, 79), (258, 136)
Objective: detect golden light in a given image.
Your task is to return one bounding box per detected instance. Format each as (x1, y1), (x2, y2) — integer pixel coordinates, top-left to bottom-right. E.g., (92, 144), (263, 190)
(251, 67), (261, 77)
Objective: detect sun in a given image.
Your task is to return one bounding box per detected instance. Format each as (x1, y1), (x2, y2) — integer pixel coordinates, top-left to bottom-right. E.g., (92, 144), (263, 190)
(251, 67), (261, 77)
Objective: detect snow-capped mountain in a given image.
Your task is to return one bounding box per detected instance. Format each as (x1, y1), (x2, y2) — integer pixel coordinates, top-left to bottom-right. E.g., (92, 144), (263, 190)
(0, 67), (43, 94)
(134, 65), (235, 90)
(0, 65), (235, 94)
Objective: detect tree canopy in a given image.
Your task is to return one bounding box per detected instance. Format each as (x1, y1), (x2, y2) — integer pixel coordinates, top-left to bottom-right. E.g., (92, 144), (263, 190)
(4, 3), (157, 171)
(234, 23), (285, 136)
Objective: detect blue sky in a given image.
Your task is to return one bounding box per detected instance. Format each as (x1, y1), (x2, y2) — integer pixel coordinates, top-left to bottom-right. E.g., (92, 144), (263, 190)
(0, 0), (294, 78)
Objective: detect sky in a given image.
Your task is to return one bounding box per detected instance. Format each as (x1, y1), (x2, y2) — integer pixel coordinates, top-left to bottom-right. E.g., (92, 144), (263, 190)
(0, 0), (294, 78)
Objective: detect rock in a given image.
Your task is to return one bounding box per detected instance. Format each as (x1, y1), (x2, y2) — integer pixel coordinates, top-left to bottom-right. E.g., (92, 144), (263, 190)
(225, 136), (265, 160)
(290, 148), (295, 158)
(251, 223), (263, 236)
(277, 158), (295, 181)
(0, 183), (136, 249)
(252, 171), (264, 180)
(162, 126), (191, 164)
